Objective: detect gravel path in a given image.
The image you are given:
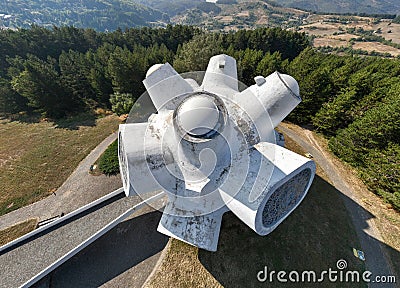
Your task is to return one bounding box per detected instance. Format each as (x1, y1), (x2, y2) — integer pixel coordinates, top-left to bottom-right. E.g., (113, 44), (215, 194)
(279, 123), (395, 288)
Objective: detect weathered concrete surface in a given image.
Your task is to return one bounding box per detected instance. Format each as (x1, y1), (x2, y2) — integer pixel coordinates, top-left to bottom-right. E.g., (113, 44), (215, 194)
(0, 194), (167, 288)
(33, 203), (168, 288)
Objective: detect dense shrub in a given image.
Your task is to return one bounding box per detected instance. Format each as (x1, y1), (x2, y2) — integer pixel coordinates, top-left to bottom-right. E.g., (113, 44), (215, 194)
(110, 92), (134, 115)
(98, 140), (120, 175)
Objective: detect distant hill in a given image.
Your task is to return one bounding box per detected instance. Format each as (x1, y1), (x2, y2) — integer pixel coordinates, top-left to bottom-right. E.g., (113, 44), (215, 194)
(133, 0), (203, 17)
(0, 0), (168, 31)
(2, 0), (399, 32)
(277, 0), (400, 14)
(170, 0), (308, 31)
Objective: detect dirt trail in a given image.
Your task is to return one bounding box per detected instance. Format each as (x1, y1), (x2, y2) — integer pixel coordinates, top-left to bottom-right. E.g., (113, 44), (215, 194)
(279, 123), (397, 288)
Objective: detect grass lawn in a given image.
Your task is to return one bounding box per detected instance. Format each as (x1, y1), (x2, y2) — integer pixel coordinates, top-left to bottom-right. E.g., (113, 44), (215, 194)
(0, 218), (38, 246)
(0, 113), (121, 216)
(144, 134), (366, 288)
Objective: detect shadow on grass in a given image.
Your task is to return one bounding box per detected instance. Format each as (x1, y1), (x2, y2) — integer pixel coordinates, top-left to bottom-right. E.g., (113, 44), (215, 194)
(198, 176), (399, 288)
(52, 112), (96, 130)
(0, 112), (42, 124)
(1, 111), (97, 130)
(34, 210), (167, 288)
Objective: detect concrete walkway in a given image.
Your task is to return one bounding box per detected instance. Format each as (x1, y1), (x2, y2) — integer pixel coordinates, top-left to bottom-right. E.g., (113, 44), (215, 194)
(35, 200), (168, 288)
(0, 132), (122, 230)
(0, 131), (169, 288)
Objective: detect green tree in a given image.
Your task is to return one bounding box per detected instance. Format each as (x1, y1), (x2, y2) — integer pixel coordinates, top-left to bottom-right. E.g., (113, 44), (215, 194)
(144, 43), (174, 67)
(329, 84), (400, 165)
(256, 51), (282, 76)
(98, 140), (120, 175)
(59, 50), (96, 107)
(110, 92), (134, 115)
(0, 79), (27, 115)
(173, 33), (224, 73)
(107, 45), (147, 96)
(86, 44), (115, 106)
(107, 46), (135, 93)
(11, 55), (79, 118)
(313, 88), (357, 135)
(361, 143), (400, 195)
(237, 48), (263, 85)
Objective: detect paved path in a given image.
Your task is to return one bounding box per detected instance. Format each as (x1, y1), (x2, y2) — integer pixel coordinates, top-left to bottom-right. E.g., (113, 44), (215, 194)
(35, 201), (168, 288)
(0, 132), (122, 230)
(0, 131), (169, 288)
(279, 124), (395, 288)
(1, 193), (126, 287)
(0, 192), (168, 288)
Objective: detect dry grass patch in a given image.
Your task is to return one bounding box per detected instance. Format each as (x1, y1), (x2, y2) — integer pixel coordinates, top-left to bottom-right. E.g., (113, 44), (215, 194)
(274, 6), (305, 16)
(256, 15), (268, 25)
(236, 11), (250, 17)
(299, 14), (400, 55)
(0, 218), (37, 246)
(0, 114), (121, 216)
(331, 33), (358, 41)
(314, 37), (348, 48)
(300, 23), (341, 36)
(352, 42), (400, 56)
(144, 239), (222, 288)
(380, 23), (400, 44)
(219, 16), (234, 23)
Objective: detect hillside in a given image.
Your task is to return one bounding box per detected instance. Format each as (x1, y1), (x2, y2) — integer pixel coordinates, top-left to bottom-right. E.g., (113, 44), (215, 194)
(133, 0), (203, 17)
(171, 0), (308, 30)
(277, 0), (400, 15)
(0, 0), (168, 31)
(301, 14), (400, 58)
(167, 0), (400, 58)
(2, 0), (400, 33)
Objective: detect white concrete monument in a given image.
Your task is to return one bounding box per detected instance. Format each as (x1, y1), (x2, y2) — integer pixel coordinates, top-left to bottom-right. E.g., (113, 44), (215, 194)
(118, 54), (316, 251)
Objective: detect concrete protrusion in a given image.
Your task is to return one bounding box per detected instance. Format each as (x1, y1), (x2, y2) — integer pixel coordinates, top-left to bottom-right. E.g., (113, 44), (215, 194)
(177, 95), (220, 137)
(280, 73), (300, 97)
(254, 75), (266, 86)
(146, 63), (164, 78)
